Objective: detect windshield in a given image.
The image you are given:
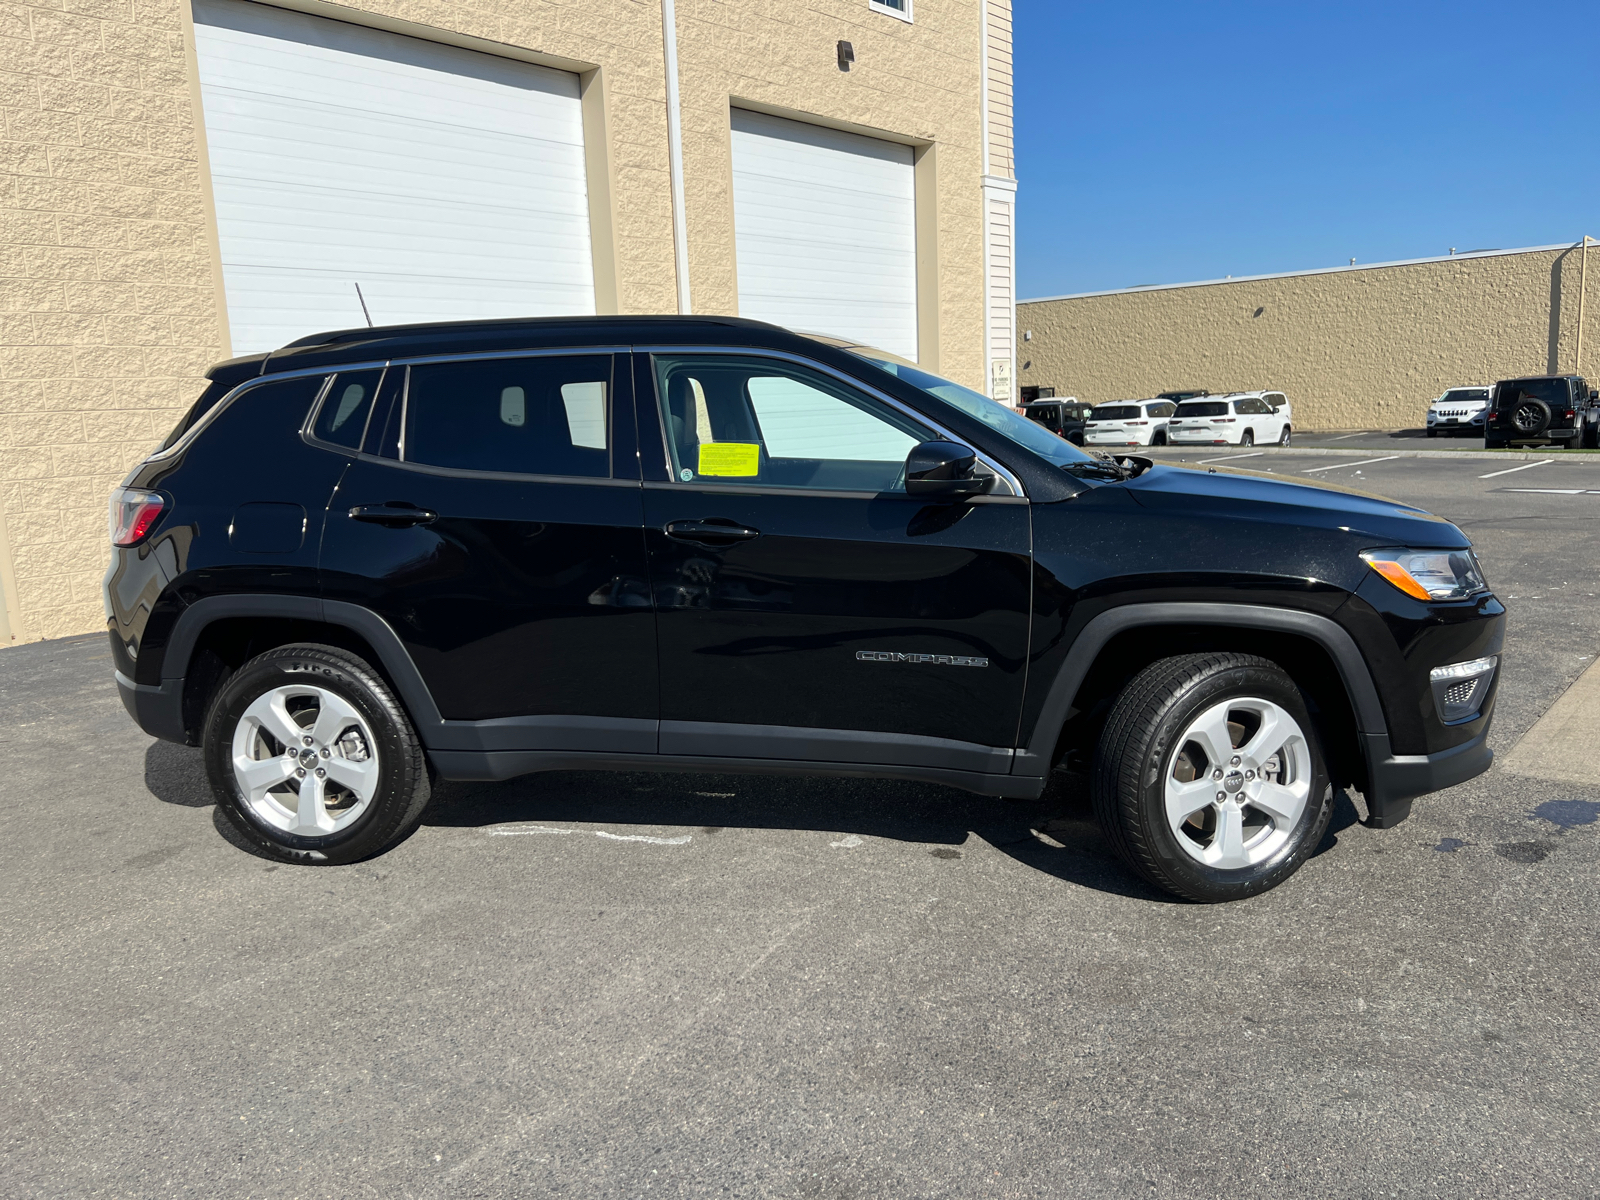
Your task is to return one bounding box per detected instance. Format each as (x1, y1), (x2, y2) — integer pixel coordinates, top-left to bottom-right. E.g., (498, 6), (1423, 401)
(1439, 389), (1489, 405)
(843, 349), (1093, 468)
(1092, 405), (1143, 421)
(1175, 401), (1229, 417)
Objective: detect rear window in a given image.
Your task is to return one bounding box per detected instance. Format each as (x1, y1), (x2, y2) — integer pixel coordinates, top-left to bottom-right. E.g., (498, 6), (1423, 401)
(1497, 379), (1569, 406)
(1092, 405), (1143, 420)
(1175, 401), (1229, 417)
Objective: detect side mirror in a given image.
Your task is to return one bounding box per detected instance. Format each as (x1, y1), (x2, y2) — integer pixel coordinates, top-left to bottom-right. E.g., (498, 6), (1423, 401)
(905, 440), (994, 499)
(1590, 388), (1598, 401)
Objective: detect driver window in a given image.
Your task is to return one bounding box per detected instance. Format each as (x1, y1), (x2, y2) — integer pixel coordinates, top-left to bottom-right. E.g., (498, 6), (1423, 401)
(653, 355), (932, 492)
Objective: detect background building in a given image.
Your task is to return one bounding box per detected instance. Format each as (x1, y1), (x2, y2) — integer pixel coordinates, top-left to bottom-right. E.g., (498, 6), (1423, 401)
(1017, 241), (1596, 430)
(0, 0), (1017, 644)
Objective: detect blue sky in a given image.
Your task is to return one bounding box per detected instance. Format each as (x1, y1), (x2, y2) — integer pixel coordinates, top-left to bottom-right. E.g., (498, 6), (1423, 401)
(1014, 0), (1599, 299)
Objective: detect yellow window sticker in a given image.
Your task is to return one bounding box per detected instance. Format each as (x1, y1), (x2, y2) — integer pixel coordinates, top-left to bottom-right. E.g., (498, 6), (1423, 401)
(696, 442), (760, 477)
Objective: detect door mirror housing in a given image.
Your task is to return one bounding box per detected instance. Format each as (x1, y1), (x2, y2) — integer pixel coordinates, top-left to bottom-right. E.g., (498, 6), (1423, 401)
(905, 440), (995, 498)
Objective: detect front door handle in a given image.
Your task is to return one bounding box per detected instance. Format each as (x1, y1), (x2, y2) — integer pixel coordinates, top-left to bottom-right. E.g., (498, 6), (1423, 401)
(348, 503), (438, 527)
(664, 518), (761, 545)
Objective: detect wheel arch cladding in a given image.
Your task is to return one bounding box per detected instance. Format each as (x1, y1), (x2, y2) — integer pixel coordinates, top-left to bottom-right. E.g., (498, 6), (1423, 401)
(162, 595), (442, 746)
(1018, 604), (1382, 792)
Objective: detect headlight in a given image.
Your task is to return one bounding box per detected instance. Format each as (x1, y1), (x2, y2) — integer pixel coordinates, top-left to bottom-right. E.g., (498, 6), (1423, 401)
(1360, 548), (1488, 601)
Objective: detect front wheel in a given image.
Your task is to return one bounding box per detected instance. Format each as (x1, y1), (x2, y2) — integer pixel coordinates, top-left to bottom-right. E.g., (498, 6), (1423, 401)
(203, 644), (432, 864)
(1092, 653), (1334, 902)
(1278, 424), (1291, 446)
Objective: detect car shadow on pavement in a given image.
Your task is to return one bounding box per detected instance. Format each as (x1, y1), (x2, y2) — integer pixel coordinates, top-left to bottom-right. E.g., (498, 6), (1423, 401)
(422, 766), (1170, 902)
(142, 740), (1364, 901)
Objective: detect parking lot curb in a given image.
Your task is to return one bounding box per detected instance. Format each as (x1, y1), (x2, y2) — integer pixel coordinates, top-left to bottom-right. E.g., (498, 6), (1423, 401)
(1150, 446), (1599, 463)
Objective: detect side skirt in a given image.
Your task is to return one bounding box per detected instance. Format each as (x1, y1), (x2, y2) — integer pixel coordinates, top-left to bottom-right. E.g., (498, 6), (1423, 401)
(428, 749), (1044, 800)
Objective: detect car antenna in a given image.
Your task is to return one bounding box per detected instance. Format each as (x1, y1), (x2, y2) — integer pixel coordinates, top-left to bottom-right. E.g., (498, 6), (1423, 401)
(353, 282), (373, 328)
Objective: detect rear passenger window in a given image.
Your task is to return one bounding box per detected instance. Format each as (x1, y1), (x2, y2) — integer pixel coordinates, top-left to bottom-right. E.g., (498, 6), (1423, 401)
(401, 356), (612, 478)
(311, 369), (384, 450)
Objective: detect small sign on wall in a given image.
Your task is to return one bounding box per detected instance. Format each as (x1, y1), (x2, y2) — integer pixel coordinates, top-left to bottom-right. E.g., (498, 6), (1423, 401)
(990, 358), (1012, 402)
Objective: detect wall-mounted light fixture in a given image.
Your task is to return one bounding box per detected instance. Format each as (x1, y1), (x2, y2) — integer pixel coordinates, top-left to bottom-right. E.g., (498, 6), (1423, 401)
(837, 41), (855, 71)
(1023, 330), (1033, 341)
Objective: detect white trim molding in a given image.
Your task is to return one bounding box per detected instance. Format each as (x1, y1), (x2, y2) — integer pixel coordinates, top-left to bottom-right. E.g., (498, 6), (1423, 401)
(982, 175), (1018, 403)
(661, 0), (691, 314)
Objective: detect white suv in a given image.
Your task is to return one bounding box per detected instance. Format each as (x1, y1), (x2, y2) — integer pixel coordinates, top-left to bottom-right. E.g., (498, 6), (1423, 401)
(1166, 391), (1291, 447)
(1426, 387), (1490, 437)
(1083, 399), (1177, 446)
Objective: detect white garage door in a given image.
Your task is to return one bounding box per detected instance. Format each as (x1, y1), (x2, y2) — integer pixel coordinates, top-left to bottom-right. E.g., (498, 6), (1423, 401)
(730, 109), (918, 361)
(192, 0), (594, 355)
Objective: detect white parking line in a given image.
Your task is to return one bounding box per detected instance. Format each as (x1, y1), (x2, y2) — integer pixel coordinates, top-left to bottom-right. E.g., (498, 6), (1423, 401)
(1303, 456), (1399, 473)
(1326, 432), (1374, 441)
(1479, 459), (1553, 479)
(1500, 488), (1600, 495)
(1195, 452), (1264, 464)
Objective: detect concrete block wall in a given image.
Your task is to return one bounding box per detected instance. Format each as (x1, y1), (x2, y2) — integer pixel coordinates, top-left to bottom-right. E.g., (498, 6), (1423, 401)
(1016, 243), (1599, 431)
(1, 0), (1006, 644)
(2, 0), (222, 642)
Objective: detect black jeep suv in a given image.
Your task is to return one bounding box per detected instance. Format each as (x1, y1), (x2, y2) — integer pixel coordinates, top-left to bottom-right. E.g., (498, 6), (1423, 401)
(106, 316), (1504, 902)
(1484, 374), (1599, 449)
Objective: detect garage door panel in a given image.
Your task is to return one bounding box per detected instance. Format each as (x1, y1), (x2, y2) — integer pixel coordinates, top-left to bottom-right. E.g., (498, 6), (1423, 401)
(731, 109), (918, 361)
(194, 0), (594, 355)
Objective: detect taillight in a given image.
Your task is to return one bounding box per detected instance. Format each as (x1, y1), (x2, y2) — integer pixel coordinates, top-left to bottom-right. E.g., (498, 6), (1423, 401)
(109, 487), (165, 546)
(1215, 418), (1236, 423)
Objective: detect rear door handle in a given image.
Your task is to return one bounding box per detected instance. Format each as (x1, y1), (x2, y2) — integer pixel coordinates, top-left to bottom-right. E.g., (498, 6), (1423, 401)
(348, 503), (438, 527)
(664, 519), (761, 545)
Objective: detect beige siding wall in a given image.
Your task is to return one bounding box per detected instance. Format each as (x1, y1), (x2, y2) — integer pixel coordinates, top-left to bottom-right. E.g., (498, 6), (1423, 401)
(983, 0), (1010, 177)
(1017, 243), (1598, 430)
(0, 0), (1002, 643)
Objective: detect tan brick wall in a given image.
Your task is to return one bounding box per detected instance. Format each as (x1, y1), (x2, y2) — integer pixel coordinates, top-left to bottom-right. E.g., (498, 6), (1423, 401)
(1, 0), (1002, 643)
(1017, 243), (1599, 431)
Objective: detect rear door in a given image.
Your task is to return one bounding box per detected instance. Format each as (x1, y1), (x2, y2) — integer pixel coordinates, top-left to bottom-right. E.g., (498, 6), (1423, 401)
(633, 350), (1032, 776)
(320, 350), (656, 751)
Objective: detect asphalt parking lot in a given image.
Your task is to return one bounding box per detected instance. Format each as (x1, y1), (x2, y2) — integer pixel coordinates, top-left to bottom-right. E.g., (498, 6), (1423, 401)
(4, 455), (1599, 1199)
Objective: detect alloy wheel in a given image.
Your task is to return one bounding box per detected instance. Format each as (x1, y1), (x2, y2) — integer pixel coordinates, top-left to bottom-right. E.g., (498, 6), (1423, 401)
(230, 684), (380, 837)
(1164, 696), (1312, 870)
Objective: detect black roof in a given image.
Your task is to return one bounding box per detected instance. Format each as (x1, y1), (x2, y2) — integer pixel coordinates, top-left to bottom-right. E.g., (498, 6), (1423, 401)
(207, 315), (804, 384)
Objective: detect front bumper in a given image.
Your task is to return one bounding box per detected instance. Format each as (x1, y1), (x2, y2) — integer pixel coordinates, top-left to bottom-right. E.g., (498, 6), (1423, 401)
(1361, 726), (1492, 828)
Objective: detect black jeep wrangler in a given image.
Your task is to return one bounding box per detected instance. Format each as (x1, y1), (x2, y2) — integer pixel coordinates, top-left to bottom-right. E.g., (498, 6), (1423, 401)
(106, 316), (1504, 901)
(1484, 374), (1599, 449)
(1020, 397), (1095, 445)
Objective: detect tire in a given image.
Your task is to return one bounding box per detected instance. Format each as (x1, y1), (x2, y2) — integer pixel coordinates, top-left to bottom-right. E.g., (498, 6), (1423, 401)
(1484, 435), (1505, 450)
(1426, 429), (1437, 438)
(1511, 399), (1551, 437)
(1240, 430), (1254, 447)
(203, 644), (432, 864)
(1152, 430), (1167, 447)
(1091, 652), (1334, 903)
(1279, 424), (1292, 446)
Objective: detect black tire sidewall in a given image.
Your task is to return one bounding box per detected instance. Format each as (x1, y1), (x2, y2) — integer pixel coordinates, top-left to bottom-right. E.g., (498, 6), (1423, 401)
(203, 646), (427, 863)
(1110, 659), (1332, 902)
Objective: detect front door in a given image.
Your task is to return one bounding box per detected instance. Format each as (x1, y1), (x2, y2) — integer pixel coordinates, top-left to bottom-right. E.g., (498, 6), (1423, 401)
(320, 351), (656, 752)
(634, 351), (1032, 776)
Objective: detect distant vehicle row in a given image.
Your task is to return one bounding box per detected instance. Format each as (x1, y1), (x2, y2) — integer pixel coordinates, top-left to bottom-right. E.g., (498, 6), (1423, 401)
(1428, 376), (1599, 448)
(1022, 391), (1291, 448)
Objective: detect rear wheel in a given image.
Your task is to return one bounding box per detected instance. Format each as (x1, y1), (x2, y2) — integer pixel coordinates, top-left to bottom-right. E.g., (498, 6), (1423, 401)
(203, 644), (432, 864)
(1485, 434), (1506, 449)
(1092, 653), (1334, 902)
(1240, 430), (1255, 447)
(1152, 429), (1168, 446)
